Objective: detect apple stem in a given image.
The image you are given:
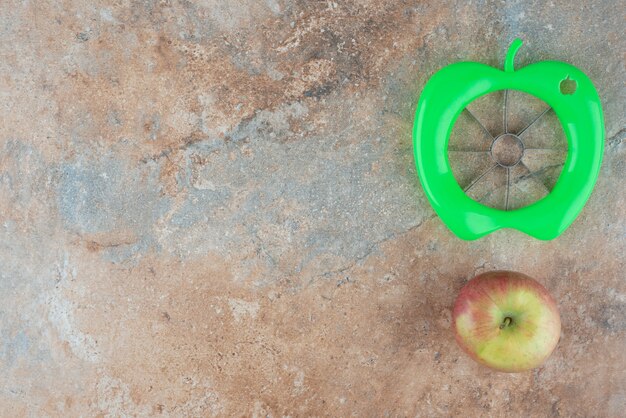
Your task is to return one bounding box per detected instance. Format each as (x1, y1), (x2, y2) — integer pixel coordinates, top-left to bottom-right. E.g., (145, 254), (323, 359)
(505, 38), (523, 73)
(500, 316), (513, 329)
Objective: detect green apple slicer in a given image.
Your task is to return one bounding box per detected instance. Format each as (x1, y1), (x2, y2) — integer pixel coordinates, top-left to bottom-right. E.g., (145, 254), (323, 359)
(413, 38), (604, 240)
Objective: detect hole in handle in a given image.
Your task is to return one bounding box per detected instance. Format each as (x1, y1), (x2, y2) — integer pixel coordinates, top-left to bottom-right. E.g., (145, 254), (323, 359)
(560, 76), (577, 95)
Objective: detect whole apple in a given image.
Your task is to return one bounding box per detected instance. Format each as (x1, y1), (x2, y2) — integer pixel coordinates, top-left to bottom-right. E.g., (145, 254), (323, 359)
(453, 271), (561, 372)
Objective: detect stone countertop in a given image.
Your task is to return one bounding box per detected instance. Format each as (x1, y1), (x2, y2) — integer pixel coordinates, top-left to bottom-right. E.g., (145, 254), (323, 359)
(0, 1), (624, 416)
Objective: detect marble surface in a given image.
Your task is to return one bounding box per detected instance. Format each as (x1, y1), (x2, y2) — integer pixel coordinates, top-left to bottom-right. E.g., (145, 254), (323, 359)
(0, 0), (624, 416)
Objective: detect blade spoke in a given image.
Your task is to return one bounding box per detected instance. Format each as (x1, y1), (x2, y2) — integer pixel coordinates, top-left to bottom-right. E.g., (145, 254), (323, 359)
(503, 90), (509, 133)
(517, 107), (552, 137)
(464, 108), (495, 140)
(524, 147), (567, 151)
(505, 167), (511, 210)
(519, 161), (531, 173)
(464, 164), (498, 192)
(448, 149), (490, 153)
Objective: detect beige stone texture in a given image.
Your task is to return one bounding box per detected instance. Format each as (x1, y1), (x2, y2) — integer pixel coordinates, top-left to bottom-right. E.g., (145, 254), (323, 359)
(0, 0), (624, 416)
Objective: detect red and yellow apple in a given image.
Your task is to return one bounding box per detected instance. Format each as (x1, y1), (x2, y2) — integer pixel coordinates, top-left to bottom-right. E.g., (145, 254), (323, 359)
(452, 271), (561, 372)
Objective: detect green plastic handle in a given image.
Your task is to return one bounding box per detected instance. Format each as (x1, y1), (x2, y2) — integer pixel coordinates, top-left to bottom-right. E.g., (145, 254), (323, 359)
(413, 39), (604, 240)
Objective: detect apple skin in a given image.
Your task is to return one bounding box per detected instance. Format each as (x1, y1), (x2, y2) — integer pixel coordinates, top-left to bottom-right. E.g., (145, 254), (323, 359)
(453, 271), (561, 372)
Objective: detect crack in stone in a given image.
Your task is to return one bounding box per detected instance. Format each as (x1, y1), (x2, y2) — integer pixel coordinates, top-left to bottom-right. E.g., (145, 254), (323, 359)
(607, 127), (626, 150)
(517, 163), (564, 185)
(250, 229), (277, 267)
(309, 214), (436, 285)
(140, 132), (210, 164)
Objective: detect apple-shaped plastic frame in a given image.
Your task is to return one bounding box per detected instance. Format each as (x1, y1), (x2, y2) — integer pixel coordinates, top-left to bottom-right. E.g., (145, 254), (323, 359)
(413, 39), (604, 240)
